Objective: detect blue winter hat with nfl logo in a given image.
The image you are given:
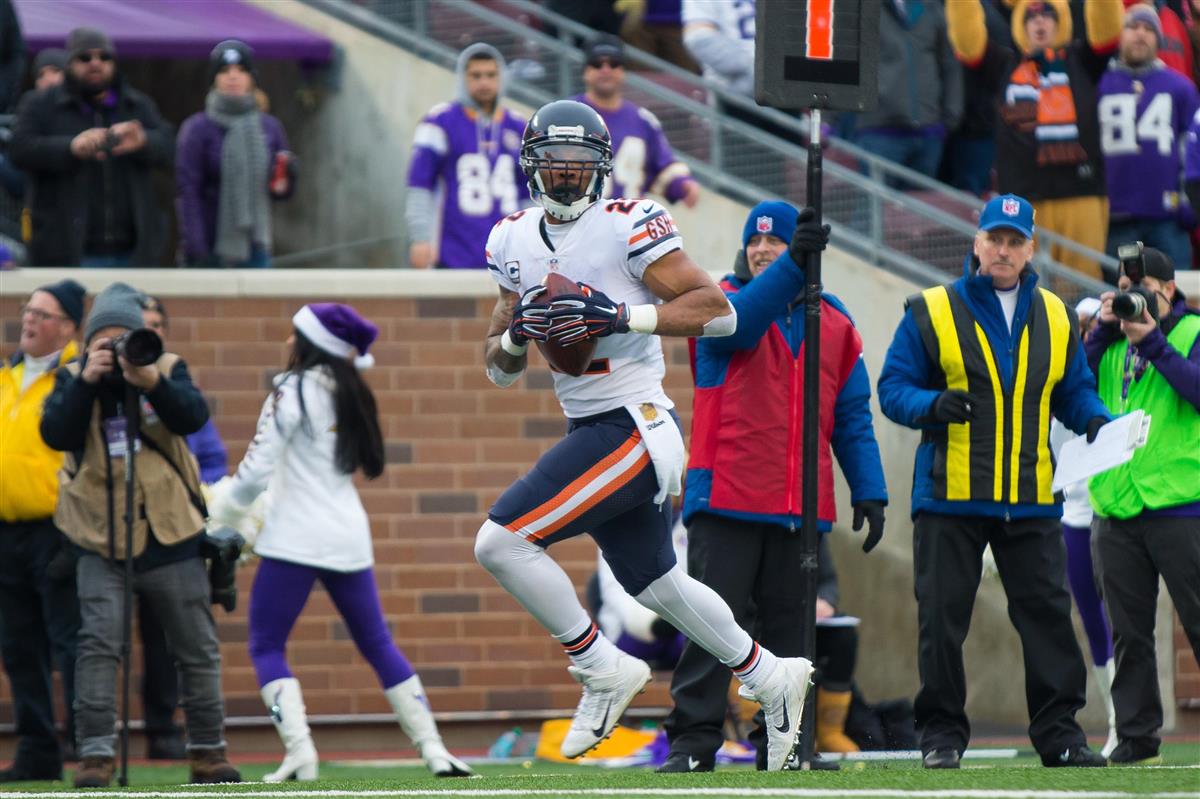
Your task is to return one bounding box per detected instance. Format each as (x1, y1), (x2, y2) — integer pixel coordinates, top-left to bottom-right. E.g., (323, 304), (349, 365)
(743, 201), (799, 249)
(978, 194), (1035, 239)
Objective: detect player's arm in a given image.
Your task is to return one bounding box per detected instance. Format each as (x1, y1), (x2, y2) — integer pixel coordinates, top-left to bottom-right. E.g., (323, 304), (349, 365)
(640, 249), (735, 337)
(484, 284), (553, 387)
(545, 249), (735, 342)
(484, 288), (527, 386)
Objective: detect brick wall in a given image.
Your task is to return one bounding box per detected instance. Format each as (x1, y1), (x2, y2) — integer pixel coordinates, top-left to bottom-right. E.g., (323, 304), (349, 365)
(2, 281), (1196, 741)
(0, 291), (692, 731)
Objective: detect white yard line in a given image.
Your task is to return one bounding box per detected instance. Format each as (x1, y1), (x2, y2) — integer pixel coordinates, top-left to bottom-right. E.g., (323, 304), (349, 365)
(2, 788), (1198, 798)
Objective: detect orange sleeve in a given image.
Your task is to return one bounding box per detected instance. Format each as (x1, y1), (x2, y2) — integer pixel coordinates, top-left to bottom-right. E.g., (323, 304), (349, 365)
(946, 0), (989, 67)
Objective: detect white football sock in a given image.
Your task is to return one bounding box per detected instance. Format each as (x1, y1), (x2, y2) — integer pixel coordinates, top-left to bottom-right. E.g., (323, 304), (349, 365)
(634, 564), (778, 691)
(474, 519), (619, 671)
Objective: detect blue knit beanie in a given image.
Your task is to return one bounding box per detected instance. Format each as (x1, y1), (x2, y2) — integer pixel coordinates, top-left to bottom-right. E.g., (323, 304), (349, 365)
(742, 201), (798, 250)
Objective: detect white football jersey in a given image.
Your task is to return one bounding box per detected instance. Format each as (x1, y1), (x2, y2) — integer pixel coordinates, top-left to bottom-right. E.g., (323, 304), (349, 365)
(486, 198), (682, 419)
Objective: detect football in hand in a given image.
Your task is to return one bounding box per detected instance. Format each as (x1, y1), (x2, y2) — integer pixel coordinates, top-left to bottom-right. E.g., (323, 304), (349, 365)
(535, 272), (598, 378)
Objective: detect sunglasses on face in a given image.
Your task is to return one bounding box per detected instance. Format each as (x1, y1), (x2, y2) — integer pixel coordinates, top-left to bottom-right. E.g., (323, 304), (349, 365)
(74, 52), (113, 64)
(587, 58), (622, 69)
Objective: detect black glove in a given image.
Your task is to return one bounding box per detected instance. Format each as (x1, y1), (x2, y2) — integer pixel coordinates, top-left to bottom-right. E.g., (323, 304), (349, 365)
(544, 282), (630, 344)
(508, 284), (551, 345)
(852, 500), (886, 553)
(787, 207), (831, 265)
(930, 390), (977, 424)
(1085, 416), (1108, 444)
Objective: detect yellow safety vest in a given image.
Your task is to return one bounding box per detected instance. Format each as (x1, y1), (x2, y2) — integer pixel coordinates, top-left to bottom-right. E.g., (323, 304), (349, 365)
(907, 285), (1074, 506)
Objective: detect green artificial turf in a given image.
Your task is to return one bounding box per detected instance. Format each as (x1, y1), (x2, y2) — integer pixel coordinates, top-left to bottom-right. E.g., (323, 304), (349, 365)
(0, 743), (1194, 797)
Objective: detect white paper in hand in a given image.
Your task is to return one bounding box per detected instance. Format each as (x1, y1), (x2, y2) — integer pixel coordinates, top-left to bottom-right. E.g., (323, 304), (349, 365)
(1051, 411), (1151, 493)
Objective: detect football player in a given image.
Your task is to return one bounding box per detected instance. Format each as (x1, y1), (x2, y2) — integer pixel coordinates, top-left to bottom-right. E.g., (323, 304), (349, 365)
(405, 43), (526, 269)
(474, 99), (827, 771)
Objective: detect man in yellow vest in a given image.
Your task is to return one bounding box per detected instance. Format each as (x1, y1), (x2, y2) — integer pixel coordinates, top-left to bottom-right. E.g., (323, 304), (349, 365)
(877, 194), (1112, 769)
(0, 279), (84, 782)
(39, 282), (240, 788)
(1085, 245), (1200, 766)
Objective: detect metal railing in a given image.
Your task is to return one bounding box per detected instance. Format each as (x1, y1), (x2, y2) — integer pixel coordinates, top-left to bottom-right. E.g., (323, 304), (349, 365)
(307, 0), (1112, 301)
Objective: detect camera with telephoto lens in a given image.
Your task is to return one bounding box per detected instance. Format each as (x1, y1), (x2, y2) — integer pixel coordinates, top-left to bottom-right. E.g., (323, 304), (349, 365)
(1114, 241), (1159, 323)
(200, 526), (245, 613)
(1112, 287), (1159, 323)
(111, 328), (163, 367)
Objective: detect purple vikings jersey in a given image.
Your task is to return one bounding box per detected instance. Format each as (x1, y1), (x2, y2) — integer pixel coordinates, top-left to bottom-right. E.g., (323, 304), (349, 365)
(1187, 108), (1200, 183)
(574, 96), (693, 204)
(407, 102), (527, 268)
(1098, 66), (1200, 221)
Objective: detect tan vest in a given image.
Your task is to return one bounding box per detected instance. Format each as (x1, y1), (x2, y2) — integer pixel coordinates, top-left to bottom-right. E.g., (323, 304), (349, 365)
(54, 353), (206, 558)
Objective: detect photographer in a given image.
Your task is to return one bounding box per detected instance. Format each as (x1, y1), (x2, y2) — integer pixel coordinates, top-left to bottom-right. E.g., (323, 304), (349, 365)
(39, 283), (239, 788)
(1085, 245), (1200, 766)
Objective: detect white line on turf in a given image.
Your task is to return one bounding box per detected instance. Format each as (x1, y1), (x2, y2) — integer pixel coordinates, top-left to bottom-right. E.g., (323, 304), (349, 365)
(1, 789), (1197, 798)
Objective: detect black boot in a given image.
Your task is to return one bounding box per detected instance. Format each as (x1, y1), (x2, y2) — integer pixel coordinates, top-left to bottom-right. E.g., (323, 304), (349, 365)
(656, 752), (715, 773)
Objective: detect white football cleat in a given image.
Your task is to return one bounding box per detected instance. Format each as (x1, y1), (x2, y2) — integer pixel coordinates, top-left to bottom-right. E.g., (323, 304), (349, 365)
(561, 654), (652, 759)
(738, 657), (814, 771)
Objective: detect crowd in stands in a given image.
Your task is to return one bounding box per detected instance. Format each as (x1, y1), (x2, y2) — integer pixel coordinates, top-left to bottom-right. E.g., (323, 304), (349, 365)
(1, 0), (1197, 280)
(0, 15), (294, 270)
(405, 0), (1199, 282)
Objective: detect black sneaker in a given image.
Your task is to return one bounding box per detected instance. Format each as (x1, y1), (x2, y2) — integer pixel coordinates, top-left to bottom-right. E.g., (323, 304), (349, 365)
(1043, 744), (1108, 768)
(1108, 740), (1162, 766)
(922, 748), (961, 769)
(656, 752), (714, 773)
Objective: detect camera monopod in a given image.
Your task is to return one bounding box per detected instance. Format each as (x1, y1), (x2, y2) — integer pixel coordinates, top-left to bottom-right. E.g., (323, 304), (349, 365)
(118, 383), (139, 787)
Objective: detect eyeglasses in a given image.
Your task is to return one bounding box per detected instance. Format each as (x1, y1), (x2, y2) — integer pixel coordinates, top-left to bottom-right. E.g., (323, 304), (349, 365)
(74, 52), (113, 64)
(587, 58), (622, 69)
(21, 304), (68, 322)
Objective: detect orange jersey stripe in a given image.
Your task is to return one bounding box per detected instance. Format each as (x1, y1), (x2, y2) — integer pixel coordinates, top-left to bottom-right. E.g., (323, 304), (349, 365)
(807, 0), (834, 61)
(506, 432), (644, 534)
(628, 229), (651, 245)
(525, 449), (651, 542)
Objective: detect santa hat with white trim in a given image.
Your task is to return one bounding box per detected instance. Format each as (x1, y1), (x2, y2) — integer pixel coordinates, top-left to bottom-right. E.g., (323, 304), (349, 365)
(292, 303), (379, 369)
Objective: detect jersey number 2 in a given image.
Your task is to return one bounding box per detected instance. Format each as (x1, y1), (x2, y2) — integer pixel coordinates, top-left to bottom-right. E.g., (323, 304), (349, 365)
(457, 153), (518, 216)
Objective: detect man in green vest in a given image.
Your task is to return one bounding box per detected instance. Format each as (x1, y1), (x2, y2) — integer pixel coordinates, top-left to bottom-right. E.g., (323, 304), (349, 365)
(1085, 245), (1200, 767)
(877, 193), (1112, 770)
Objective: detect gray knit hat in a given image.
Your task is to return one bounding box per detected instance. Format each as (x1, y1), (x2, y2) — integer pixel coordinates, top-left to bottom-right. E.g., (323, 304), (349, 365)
(66, 27), (115, 63)
(33, 48), (68, 76)
(84, 282), (143, 343)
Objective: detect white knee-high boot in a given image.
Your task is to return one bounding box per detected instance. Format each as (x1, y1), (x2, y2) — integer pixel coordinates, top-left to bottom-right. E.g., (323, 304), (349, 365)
(1094, 660), (1118, 757)
(385, 675), (474, 777)
(261, 678), (319, 782)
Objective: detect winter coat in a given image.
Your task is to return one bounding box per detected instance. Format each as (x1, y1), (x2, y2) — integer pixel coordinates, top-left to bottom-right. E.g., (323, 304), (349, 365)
(174, 110), (291, 262)
(9, 76), (173, 266)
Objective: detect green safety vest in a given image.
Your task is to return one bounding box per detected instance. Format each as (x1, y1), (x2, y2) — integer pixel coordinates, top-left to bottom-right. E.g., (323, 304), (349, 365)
(1090, 315), (1200, 519)
(908, 285), (1074, 506)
